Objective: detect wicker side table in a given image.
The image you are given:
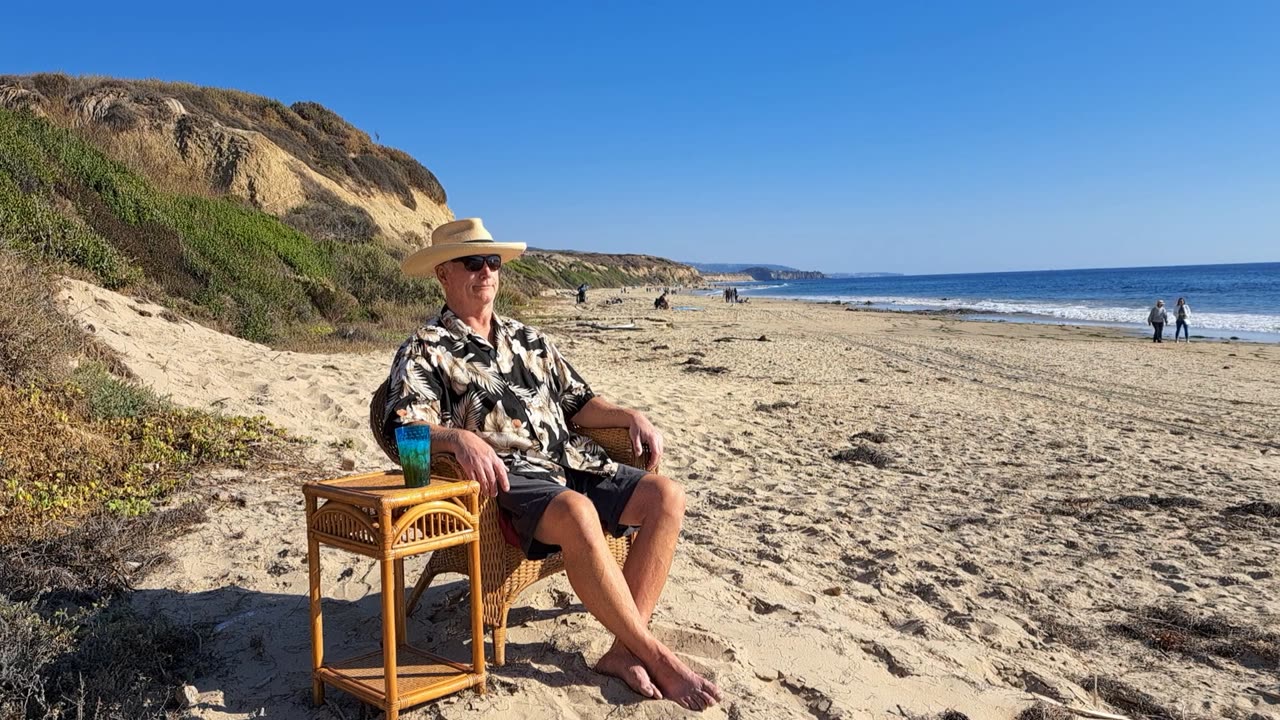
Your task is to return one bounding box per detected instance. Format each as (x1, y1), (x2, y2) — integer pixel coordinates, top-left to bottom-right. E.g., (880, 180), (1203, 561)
(305, 471), (485, 720)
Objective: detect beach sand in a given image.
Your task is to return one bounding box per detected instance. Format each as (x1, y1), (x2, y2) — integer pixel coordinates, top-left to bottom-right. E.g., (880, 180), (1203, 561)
(61, 281), (1280, 719)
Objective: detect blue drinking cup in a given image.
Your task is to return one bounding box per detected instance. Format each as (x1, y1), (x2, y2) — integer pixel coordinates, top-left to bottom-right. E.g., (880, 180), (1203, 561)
(395, 424), (432, 488)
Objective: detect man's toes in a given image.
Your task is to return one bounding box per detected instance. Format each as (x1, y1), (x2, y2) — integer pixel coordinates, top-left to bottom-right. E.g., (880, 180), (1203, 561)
(629, 671), (659, 699)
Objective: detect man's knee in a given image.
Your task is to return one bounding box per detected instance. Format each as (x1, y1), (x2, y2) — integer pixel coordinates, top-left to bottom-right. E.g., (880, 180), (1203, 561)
(537, 492), (603, 547)
(645, 474), (686, 520)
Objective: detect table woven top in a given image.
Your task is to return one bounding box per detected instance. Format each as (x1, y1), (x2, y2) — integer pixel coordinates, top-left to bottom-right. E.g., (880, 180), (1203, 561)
(304, 471), (477, 511)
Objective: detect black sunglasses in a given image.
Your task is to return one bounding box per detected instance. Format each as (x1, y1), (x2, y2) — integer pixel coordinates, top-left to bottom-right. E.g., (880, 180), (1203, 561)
(452, 254), (502, 272)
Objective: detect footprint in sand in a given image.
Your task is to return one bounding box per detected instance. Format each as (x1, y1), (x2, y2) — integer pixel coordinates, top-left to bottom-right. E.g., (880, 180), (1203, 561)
(651, 623), (737, 664)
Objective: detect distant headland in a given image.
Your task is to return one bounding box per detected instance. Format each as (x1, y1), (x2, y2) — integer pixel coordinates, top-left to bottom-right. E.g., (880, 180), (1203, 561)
(686, 262), (902, 282)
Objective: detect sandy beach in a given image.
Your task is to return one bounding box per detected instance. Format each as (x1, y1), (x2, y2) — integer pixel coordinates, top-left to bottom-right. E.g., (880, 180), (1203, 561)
(61, 281), (1280, 719)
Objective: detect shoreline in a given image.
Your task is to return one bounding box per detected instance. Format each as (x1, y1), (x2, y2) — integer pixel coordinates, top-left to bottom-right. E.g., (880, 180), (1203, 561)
(697, 290), (1280, 344)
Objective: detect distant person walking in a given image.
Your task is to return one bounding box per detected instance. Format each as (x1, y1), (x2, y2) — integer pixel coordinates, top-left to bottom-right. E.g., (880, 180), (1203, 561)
(654, 292), (670, 310)
(1174, 297), (1191, 342)
(1147, 299), (1168, 343)
(576, 283), (588, 304)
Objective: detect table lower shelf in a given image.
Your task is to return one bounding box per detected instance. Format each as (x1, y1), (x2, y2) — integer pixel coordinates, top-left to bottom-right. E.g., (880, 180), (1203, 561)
(317, 644), (484, 709)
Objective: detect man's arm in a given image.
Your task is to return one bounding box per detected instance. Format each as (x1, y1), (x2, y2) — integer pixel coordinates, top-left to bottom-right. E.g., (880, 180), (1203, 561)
(410, 422), (509, 498)
(386, 335), (509, 497)
(570, 396), (663, 471)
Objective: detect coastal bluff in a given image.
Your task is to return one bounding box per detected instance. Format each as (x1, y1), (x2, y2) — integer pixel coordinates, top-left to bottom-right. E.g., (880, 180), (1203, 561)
(0, 73), (705, 346)
(0, 73), (452, 241)
(739, 266), (824, 280)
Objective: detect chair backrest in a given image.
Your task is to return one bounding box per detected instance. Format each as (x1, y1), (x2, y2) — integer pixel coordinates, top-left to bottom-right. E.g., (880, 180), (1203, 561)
(369, 379), (400, 465)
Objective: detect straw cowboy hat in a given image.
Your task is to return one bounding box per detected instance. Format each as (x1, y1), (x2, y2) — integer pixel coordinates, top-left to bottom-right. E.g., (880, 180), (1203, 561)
(401, 218), (526, 276)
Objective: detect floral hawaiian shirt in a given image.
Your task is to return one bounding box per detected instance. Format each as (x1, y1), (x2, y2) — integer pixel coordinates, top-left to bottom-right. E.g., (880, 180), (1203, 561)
(384, 307), (617, 485)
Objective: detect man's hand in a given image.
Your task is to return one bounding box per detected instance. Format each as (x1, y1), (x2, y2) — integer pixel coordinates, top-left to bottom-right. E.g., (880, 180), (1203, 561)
(440, 428), (509, 497)
(627, 411), (664, 471)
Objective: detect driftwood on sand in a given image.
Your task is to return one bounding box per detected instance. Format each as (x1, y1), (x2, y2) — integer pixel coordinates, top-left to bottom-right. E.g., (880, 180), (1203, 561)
(1029, 693), (1132, 720)
(579, 321), (640, 330)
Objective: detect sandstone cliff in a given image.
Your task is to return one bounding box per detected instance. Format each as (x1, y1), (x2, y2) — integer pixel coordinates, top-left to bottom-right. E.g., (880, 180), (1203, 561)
(0, 74), (452, 241)
(0, 73), (704, 346)
(508, 249), (702, 292)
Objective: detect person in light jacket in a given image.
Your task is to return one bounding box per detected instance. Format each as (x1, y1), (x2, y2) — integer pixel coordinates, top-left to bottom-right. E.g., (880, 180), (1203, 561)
(1174, 297), (1191, 342)
(1147, 299), (1168, 343)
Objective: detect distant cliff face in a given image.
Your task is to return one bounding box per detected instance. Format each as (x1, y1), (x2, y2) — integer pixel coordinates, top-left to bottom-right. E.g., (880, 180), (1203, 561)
(0, 74), (452, 241)
(505, 250), (702, 294)
(740, 267), (825, 281)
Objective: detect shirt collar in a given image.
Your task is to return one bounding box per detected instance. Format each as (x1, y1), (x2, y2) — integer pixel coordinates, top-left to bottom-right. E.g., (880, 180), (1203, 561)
(439, 306), (513, 348)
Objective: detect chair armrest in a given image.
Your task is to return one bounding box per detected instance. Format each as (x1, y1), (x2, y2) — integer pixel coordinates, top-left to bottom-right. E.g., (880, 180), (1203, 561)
(572, 425), (655, 473)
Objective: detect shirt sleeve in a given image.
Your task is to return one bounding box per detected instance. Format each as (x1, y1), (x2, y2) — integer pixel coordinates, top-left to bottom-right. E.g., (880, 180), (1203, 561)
(545, 339), (596, 420)
(385, 337), (446, 434)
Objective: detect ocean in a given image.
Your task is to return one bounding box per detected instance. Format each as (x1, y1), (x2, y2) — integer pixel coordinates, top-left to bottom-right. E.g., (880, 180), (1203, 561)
(722, 262), (1280, 342)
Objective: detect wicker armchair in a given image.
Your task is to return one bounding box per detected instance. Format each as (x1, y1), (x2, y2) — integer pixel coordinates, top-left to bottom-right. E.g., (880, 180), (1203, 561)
(368, 380), (643, 665)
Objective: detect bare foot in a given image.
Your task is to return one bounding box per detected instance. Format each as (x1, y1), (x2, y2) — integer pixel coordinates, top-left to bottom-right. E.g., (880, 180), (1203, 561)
(645, 646), (722, 711)
(595, 643), (661, 699)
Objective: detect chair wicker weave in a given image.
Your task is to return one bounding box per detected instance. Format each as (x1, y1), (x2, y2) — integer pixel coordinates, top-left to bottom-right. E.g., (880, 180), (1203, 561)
(368, 379), (644, 665)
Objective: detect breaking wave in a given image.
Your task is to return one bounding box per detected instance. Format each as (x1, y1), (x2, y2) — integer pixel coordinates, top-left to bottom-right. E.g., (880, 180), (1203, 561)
(788, 294), (1280, 334)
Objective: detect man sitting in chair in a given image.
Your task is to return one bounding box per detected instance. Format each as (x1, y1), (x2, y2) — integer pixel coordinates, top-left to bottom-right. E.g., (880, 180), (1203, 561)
(383, 218), (722, 711)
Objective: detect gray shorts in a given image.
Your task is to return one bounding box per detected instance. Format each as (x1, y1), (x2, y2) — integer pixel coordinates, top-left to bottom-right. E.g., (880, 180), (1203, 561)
(497, 464), (647, 560)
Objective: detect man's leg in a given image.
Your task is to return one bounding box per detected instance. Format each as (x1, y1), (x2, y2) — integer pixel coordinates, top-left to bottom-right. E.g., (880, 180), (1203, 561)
(535, 492), (720, 711)
(617, 474), (684, 620)
(594, 474), (685, 695)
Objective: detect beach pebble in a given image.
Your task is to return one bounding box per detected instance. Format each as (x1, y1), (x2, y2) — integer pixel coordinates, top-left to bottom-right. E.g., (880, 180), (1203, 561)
(822, 586), (844, 596)
(340, 454), (356, 471)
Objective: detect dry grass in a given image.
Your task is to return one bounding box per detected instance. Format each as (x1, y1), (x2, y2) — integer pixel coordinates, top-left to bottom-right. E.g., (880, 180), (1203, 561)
(1109, 604), (1280, 675)
(1032, 614), (1100, 652)
(754, 400), (799, 412)
(0, 251), (81, 388)
(1224, 501), (1280, 518)
(0, 505), (214, 720)
(1015, 705), (1073, 720)
(1, 505), (206, 601)
(833, 443), (896, 468)
(851, 430), (892, 443)
(1078, 675), (1210, 720)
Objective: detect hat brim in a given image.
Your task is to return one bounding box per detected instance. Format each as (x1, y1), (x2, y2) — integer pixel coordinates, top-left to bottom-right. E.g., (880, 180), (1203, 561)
(401, 242), (527, 277)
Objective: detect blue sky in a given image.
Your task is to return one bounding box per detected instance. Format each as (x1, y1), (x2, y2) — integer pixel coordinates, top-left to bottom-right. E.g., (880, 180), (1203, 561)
(4, 1), (1278, 274)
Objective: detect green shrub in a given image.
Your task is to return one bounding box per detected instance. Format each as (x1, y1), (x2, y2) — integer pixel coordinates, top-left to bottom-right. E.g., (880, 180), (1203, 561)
(282, 198), (378, 244)
(329, 241), (442, 310)
(0, 124), (142, 291)
(0, 383), (295, 543)
(71, 363), (160, 420)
